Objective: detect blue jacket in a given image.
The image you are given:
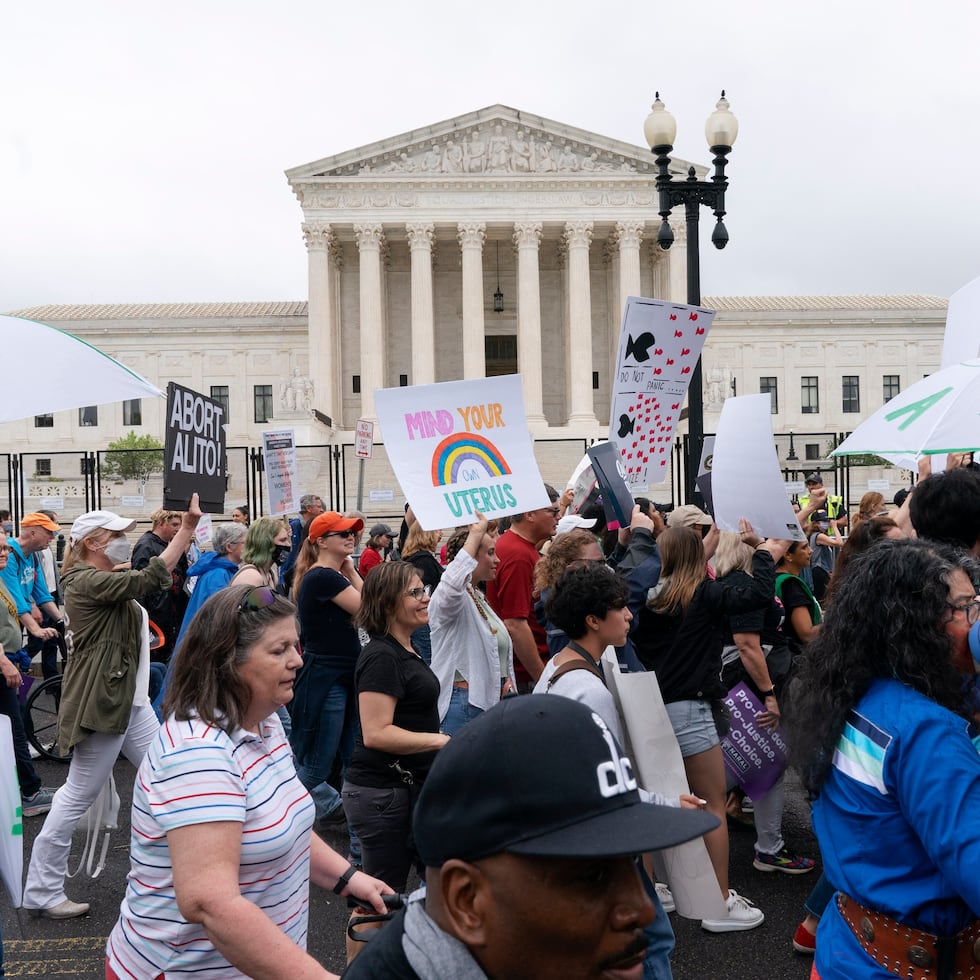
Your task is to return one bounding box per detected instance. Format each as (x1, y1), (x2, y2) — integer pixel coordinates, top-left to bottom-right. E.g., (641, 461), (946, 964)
(154, 552), (238, 715)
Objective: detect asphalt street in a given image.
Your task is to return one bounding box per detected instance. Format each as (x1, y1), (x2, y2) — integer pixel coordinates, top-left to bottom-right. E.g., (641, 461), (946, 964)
(3, 754), (819, 979)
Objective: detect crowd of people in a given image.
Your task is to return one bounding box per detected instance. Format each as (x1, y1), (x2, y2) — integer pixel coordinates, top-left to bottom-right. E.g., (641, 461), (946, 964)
(3, 455), (980, 978)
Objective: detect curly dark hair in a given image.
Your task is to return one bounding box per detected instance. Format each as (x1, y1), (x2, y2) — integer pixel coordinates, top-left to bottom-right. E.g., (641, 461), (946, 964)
(544, 562), (629, 641)
(909, 467), (980, 550)
(787, 538), (978, 796)
(823, 515), (899, 604)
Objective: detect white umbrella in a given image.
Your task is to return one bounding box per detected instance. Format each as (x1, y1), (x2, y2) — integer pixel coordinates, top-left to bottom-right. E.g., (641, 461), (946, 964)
(0, 314), (162, 423)
(833, 359), (980, 459)
(0, 714), (23, 906)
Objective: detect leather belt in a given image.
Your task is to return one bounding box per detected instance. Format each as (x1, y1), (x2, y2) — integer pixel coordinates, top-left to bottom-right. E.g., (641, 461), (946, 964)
(837, 893), (980, 980)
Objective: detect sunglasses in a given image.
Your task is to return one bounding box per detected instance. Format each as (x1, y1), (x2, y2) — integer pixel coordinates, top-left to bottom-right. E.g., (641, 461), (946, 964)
(321, 529), (358, 539)
(405, 585), (432, 600)
(238, 586), (278, 613)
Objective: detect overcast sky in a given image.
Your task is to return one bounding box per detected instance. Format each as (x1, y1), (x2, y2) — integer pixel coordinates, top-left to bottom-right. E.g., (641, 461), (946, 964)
(3, 0), (977, 312)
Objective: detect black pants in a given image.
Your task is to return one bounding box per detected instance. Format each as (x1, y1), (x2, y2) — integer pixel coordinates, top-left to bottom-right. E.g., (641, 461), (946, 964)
(0, 674), (41, 797)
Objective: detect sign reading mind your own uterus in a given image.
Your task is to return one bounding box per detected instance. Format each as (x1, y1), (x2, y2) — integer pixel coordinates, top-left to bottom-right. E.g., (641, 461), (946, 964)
(375, 375), (549, 530)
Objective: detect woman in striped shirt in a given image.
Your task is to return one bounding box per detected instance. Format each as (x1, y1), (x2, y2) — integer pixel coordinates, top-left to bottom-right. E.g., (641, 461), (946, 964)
(106, 585), (391, 980)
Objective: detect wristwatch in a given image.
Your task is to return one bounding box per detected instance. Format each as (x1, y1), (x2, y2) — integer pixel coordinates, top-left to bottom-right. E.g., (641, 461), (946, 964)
(332, 864), (357, 895)
(759, 688), (776, 699)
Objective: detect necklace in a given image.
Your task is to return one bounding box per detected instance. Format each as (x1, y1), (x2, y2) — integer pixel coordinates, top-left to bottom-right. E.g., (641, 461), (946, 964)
(467, 585), (498, 635)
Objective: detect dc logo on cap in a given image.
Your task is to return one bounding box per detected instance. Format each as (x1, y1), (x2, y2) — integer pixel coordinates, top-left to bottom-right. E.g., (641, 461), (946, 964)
(591, 712), (638, 798)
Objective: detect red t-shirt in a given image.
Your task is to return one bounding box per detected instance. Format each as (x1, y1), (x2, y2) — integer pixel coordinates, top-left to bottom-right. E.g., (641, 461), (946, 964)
(358, 547), (382, 578)
(485, 528), (547, 683)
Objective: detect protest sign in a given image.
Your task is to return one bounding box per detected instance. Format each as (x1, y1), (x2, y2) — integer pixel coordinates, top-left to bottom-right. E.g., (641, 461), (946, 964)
(587, 442), (635, 530)
(602, 652), (726, 922)
(0, 715), (22, 906)
(262, 429), (298, 516)
(375, 375), (548, 530)
(721, 683), (789, 799)
(609, 296), (715, 489)
(712, 395), (805, 541)
(164, 383), (226, 513)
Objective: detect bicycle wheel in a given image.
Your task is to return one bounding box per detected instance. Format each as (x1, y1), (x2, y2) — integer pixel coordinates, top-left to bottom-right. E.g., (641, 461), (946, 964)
(23, 675), (71, 763)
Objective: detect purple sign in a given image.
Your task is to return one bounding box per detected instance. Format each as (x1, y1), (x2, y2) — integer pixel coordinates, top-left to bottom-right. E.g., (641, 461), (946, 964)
(721, 683), (789, 799)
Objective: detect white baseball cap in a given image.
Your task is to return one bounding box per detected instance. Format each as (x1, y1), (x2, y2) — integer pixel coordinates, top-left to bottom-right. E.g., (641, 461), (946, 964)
(555, 514), (598, 536)
(69, 510), (137, 545)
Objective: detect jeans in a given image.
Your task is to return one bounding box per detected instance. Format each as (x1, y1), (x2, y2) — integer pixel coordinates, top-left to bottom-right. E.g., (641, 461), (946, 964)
(804, 872), (836, 920)
(410, 624), (431, 666)
(0, 677), (41, 798)
(26, 613), (60, 680)
(641, 863), (675, 980)
(23, 701), (159, 910)
(289, 661), (357, 821)
(441, 685), (485, 736)
(342, 782), (417, 892)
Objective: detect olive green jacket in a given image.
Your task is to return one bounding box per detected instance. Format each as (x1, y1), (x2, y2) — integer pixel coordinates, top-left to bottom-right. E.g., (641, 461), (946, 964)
(58, 558), (171, 752)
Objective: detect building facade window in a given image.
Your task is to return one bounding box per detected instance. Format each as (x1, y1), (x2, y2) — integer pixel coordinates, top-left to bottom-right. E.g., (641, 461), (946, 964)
(485, 335), (518, 377)
(34, 414), (54, 428)
(842, 375), (861, 414)
(80, 458), (93, 476)
(805, 443), (821, 461)
(79, 406), (98, 427)
(123, 399), (142, 426)
(253, 385), (273, 424)
(801, 377), (819, 415)
(352, 375), (361, 394)
(35, 458), (51, 477)
(210, 386), (230, 420)
(883, 374), (900, 403)
(759, 376), (778, 414)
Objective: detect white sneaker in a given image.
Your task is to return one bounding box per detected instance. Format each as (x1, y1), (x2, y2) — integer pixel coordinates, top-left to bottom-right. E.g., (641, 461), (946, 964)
(28, 743), (41, 759)
(701, 889), (765, 933)
(655, 882), (675, 913)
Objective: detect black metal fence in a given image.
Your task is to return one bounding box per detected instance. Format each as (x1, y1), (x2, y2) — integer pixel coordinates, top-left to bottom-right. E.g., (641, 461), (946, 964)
(0, 432), (912, 534)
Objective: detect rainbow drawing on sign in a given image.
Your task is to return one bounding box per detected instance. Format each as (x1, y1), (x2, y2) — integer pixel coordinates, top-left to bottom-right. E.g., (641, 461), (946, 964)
(431, 432), (512, 486)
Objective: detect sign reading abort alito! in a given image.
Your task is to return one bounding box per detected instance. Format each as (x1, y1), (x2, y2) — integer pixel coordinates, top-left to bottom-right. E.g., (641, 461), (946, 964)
(164, 382), (227, 514)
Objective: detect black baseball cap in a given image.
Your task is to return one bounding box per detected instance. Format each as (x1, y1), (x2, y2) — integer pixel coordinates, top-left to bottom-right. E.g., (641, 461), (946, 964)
(805, 472), (824, 486)
(413, 695), (719, 866)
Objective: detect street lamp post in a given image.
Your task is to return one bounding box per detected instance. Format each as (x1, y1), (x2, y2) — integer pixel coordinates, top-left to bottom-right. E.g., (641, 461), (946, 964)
(644, 91), (738, 504)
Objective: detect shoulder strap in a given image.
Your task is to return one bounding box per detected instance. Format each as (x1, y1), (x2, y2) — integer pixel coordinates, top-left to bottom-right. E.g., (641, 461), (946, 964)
(547, 657), (604, 690)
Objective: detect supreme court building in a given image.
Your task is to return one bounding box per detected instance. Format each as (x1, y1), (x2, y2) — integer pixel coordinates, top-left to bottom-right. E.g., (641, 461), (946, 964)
(5, 105), (948, 513)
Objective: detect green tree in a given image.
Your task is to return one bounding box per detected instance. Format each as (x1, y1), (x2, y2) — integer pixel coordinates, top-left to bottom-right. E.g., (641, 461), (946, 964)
(101, 431), (165, 482)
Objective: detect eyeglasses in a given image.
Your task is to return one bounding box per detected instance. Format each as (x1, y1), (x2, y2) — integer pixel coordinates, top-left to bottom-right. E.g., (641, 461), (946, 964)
(405, 585), (432, 600)
(323, 529), (358, 539)
(946, 596), (980, 625)
(239, 586), (278, 613)
(544, 508), (560, 517)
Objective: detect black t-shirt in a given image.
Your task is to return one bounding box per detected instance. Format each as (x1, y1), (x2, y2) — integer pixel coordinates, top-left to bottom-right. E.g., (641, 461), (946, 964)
(346, 635), (441, 788)
(723, 571), (792, 691)
(633, 550), (775, 703)
(776, 574), (818, 654)
(296, 566), (360, 672)
(404, 552), (443, 593)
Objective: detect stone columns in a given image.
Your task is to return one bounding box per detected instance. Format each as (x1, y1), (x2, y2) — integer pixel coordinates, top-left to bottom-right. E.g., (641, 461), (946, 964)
(406, 223), (436, 386)
(616, 220), (644, 314)
(302, 221), (337, 425)
(354, 223), (385, 421)
(649, 242), (670, 300)
(667, 220), (688, 303)
(457, 222), (486, 379)
(513, 222), (546, 426)
(564, 221), (598, 425)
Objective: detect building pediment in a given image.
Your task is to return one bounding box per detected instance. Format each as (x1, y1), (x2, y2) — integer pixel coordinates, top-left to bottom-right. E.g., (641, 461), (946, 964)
(286, 104), (695, 184)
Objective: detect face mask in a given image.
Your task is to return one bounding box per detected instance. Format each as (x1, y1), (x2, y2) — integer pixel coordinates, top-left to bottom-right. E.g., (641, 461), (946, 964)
(273, 544), (291, 566)
(104, 537), (132, 565)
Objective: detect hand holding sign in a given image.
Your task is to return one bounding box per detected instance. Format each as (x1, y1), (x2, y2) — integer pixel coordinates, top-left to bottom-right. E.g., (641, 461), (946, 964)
(183, 493), (203, 530)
